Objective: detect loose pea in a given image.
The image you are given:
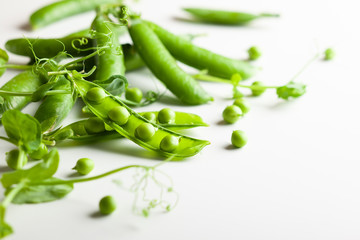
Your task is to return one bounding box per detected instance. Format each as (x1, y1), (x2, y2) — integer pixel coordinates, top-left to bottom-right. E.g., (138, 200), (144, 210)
(160, 135), (179, 152)
(324, 48), (335, 61)
(29, 143), (48, 160)
(231, 130), (247, 148)
(125, 87), (143, 103)
(72, 158), (94, 175)
(251, 81), (266, 96)
(6, 149), (28, 170)
(86, 87), (106, 104)
(108, 106), (130, 125)
(135, 123), (156, 141)
(158, 108), (175, 124)
(222, 105), (242, 124)
(142, 112), (156, 123)
(99, 195), (117, 215)
(248, 46), (261, 60)
(85, 117), (106, 134)
(233, 98), (250, 114)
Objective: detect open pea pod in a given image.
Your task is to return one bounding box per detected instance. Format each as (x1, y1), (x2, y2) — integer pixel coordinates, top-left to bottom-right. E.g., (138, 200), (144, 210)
(46, 111), (208, 142)
(72, 77), (210, 158)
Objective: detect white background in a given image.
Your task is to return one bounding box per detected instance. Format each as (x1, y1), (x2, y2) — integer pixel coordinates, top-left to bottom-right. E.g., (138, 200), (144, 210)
(0, 0), (360, 239)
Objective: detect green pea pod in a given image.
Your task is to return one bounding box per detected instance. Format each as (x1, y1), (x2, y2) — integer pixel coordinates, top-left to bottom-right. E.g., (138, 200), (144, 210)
(0, 48), (9, 77)
(122, 44), (145, 72)
(34, 78), (76, 132)
(0, 71), (45, 119)
(46, 110), (208, 142)
(129, 19), (212, 105)
(30, 0), (123, 29)
(73, 76), (210, 158)
(91, 11), (126, 80)
(146, 21), (258, 79)
(183, 8), (279, 25)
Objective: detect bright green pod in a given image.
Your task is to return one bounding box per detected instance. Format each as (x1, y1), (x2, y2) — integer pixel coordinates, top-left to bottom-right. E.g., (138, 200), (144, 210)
(146, 21), (258, 79)
(128, 19), (213, 105)
(73, 76), (210, 158)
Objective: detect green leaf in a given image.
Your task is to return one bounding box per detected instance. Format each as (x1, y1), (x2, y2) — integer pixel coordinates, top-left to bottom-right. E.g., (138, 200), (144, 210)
(0, 207), (13, 238)
(1, 148), (60, 188)
(93, 75), (128, 96)
(0, 48), (9, 77)
(276, 81), (306, 100)
(31, 79), (68, 102)
(2, 110), (42, 152)
(8, 178), (73, 204)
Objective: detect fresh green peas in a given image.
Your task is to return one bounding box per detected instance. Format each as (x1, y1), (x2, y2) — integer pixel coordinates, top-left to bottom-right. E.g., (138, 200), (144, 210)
(231, 130), (247, 148)
(160, 135), (179, 152)
(29, 143), (48, 160)
(233, 98), (250, 114)
(125, 88), (143, 103)
(99, 195), (117, 215)
(86, 87), (106, 104)
(108, 106), (130, 125)
(72, 158), (95, 175)
(6, 149), (28, 170)
(248, 46), (261, 61)
(222, 105), (242, 124)
(324, 48), (335, 61)
(158, 108), (175, 124)
(85, 117), (106, 134)
(135, 123), (156, 141)
(142, 112), (156, 123)
(251, 81), (266, 96)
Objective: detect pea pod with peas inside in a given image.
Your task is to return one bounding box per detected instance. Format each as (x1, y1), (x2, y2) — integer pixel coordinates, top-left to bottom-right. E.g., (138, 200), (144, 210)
(128, 19), (212, 105)
(45, 110), (208, 143)
(71, 73), (210, 158)
(145, 20), (258, 79)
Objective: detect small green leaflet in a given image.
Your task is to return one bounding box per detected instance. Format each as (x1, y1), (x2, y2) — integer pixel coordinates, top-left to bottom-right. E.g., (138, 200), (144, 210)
(93, 75), (128, 96)
(276, 81), (306, 100)
(2, 110), (42, 152)
(0, 207), (13, 239)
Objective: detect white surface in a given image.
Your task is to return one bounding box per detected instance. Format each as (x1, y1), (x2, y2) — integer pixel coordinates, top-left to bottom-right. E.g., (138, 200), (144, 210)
(0, 0), (360, 239)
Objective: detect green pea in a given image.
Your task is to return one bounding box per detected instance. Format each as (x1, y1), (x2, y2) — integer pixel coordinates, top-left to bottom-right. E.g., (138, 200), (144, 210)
(160, 135), (179, 152)
(233, 98), (250, 114)
(142, 112), (156, 123)
(248, 46), (261, 60)
(231, 130), (247, 148)
(135, 123), (156, 141)
(29, 143), (48, 160)
(86, 87), (106, 104)
(324, 48), (335, 61)
(72, 158), (94, 175)
(99, 195), (117, 215)
(125, 87), (143, 103)
(251, 81), (266, 96)
(158, 108), (175, 124)
(6, 149), (28, 170)
(85, 117), (106, 134)
(222, 105), (242, 124)
(108, 106), (130, 125)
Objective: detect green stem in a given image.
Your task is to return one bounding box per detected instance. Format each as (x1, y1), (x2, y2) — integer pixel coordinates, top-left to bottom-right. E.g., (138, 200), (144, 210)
(260, 13), (280, 18)
(290, 52), (320, 82)
(0, 136), (17, 145)
(48, 70), (69, 76)
(1, 181), (26, 208)
(45, 90), (71, 95)
(0, 64), (33, 70)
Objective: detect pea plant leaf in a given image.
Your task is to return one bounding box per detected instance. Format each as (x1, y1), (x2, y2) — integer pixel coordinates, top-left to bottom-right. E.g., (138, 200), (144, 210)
(93, 75), (128, 96)
(276, 81), (306, 100)
(0, 207), (13, 239)
(7, 178), (73, 204)
(0, 48), (9, 77)
(31, 78), (68, 102)
(1, 148), (60, 188)
(2, 110), (42, 153)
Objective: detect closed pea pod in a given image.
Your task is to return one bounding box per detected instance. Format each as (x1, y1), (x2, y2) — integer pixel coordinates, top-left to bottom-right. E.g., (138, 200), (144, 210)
(72, 74), (210, 158)
(145, 21), (258, 79)
(128, 19), (212, 105)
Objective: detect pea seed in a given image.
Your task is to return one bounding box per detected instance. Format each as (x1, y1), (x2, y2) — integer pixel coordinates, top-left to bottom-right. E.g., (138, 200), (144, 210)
(222, 105), (242, 124)
(108, 106), (130, 125)
(324, 48), (335, 61)
(251, 81), (266, 96)
(86, 87), (106, 103)
(135, 123), (156, 141)
(248, 46), (261, 61)
(99, 195), (117, 215)
(29, 143), (48, 160)
(142, 112), (156, 123)
(85, 117), (106, 134)
(160, 135), (179, 152)
(233, 98), (250, 114)
(72, 158), (94, 175)
(125, 87), (143, 103)
(231, 130), (247, 148)
(158, 108), (175, 124)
